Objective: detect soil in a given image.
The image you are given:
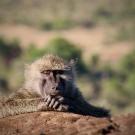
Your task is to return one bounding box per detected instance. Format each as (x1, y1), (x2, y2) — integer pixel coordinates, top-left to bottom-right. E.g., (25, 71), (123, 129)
(0, 112), (134, 135)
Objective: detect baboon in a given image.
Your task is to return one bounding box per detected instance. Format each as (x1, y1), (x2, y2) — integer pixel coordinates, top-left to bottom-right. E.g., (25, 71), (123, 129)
(0, 54), (110, 118)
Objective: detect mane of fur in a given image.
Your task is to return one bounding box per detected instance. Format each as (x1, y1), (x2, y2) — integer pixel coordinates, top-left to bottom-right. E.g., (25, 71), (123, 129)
(32, 54), (67, 71)
(24, 54), (75, 81)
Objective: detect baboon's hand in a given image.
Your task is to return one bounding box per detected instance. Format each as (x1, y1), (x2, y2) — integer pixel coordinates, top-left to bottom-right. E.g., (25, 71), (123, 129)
(44, 95), (69, 111)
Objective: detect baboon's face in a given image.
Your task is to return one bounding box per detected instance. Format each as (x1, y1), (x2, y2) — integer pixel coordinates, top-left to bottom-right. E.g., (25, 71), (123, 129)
(40, 70), (73, 97)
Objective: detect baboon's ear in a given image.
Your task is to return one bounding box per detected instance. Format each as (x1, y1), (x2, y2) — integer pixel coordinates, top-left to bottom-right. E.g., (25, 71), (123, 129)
(65, 59), (77, 70)
(68, 58), (78, 68)
(68, 59), (77, 79)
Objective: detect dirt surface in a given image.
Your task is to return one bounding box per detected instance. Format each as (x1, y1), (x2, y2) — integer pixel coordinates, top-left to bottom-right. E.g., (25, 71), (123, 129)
(0, 112), (134, 135)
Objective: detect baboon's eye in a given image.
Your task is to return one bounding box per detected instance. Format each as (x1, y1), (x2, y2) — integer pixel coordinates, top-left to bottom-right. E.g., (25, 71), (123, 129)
(58, 70), (64, 74)
(41, 70), (50, 75)
(53, 70), (64, 75)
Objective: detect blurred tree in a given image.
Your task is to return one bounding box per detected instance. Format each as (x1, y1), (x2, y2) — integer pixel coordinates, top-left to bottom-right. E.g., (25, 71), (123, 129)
(23, 43), (46, 61)
(120, 50), (135, 75)
(102, 77), (130, 108)
(101, 50), (135, 111)
(0, 78), (9, 94)
(0, 37), (22, 66)
(126, 73), (135, 100)
(89, 54), (102, 99)
(44, 37), (87, 74)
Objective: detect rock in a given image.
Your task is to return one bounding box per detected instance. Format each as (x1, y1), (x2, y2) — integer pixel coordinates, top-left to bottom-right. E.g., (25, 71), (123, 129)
(0, 112), (135, 135)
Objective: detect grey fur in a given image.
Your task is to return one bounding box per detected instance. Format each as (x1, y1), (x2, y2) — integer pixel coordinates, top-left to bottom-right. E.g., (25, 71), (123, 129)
(0, 54), (110, 118)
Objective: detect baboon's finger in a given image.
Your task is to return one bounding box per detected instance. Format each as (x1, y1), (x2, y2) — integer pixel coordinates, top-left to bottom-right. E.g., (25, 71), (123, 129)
(57, 96), (64, 103)
(45, 95), (51, 106)
(44, 95), (49, 102)
(53, 101), (59, 109)
(49, 98), (55, 108)
(57, 105), (63, 111)
(57, 105), (69, 112)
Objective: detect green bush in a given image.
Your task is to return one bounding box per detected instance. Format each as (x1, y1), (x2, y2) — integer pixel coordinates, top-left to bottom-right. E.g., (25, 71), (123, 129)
(23, 38), (87, 74)
(103, 78), (130, 106)
(90, 54), (100, 68)
(115, 25), (135, 42)
(40, 21), (53, 30)
(119, 49), (135, 75)
(44, 37), (87, 74)
(101, 50), (135, 111)
(23, 44), (46, 61)
(41, 19), (74, 30)
(125, 73), (135, 100)
(52, 19), (73, 30)
(0, 37), (22, 66)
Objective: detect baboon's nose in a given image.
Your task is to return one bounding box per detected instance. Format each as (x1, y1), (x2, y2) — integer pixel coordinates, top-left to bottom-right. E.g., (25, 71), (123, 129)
(52, 87), (55, 90)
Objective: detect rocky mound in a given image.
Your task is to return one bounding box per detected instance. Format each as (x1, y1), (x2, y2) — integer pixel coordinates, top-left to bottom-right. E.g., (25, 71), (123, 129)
(0, 112), (135, 135)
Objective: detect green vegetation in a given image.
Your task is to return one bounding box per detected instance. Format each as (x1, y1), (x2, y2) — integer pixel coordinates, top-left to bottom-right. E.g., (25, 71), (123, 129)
(0, 37), (22, 92)
(41, 19), (74, 30)
(45, 37), (86, 73)
(114, 24), (135, 42)
(23, 44), (46, 61)
(101, 50), (135, 113)
(0, 37), (22, 66)
(22, 37), (86, 74)
(45, 37), (81, 60)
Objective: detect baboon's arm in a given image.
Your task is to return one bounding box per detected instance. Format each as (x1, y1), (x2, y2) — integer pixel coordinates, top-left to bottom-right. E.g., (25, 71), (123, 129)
(63, 97), (110, 118)
(0, 97), (110, 118)
(0, 98), (68, 118)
